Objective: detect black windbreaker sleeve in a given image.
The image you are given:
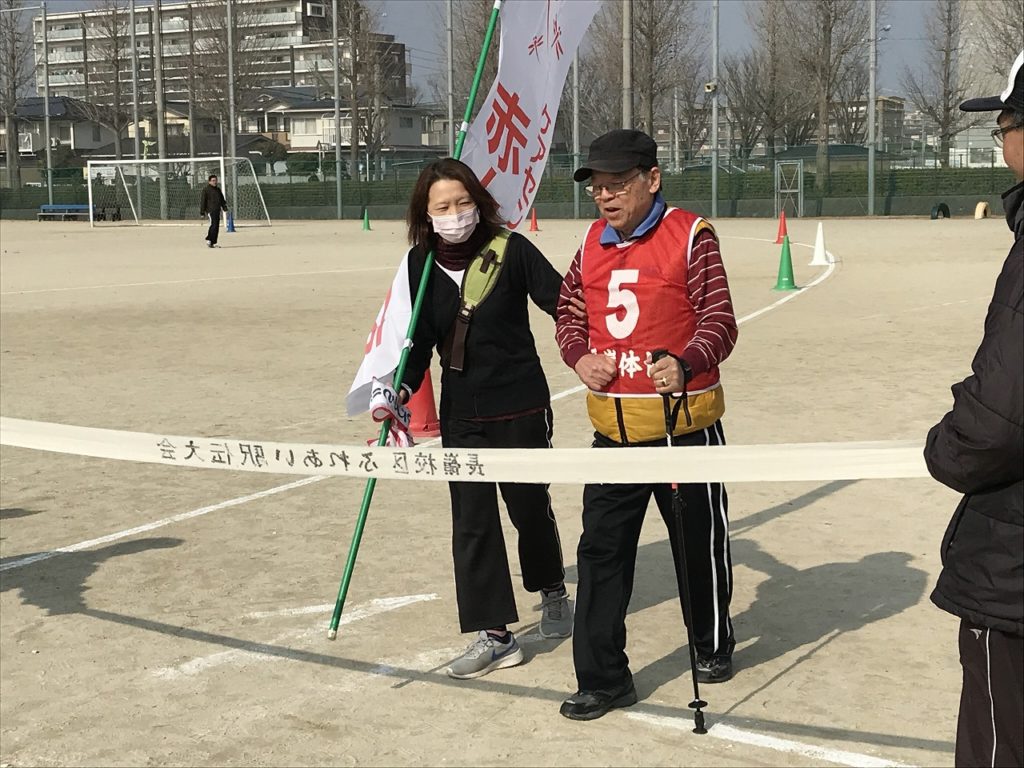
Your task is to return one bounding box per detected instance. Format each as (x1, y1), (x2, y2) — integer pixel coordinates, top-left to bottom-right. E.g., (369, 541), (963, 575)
(924, 244), (1024, 494)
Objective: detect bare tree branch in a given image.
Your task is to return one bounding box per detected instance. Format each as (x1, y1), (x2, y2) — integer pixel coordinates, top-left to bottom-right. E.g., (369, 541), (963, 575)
(972, 0), (1024, 76)
(902, 0), (985, 167)
(76, 0), (131, 159)
(831, 53), (870, 144)
(782, 0), (870, 189)
(0, 0), (33, 186)
(721, 52), (762, 164)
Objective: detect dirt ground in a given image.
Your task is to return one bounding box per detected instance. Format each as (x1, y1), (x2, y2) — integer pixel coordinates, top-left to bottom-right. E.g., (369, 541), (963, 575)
(0, 214), (1012, 767)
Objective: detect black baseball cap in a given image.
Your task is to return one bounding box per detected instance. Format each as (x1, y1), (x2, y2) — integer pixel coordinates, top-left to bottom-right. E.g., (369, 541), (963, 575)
(574, 129), (659, 182)
(960, 51), (1024, 112)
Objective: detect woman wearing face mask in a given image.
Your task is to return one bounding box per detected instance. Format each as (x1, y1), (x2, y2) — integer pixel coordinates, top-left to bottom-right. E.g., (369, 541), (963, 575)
(400, 158), (571, 680)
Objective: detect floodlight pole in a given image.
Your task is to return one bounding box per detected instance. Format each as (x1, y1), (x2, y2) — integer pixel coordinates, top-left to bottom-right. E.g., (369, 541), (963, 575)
(333, 0), (342, 218)
(867, 0), (876, 215)
(573, 50), (580, 219)
(621, 0), (631, 128)
(227, 0), (237, 216)
(711, 0), (719, 218)
(446, 0), (454, 155)
(41, 0), (52, 203)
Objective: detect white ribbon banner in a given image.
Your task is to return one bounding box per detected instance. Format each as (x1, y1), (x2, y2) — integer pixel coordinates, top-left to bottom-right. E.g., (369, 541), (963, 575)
(0, 417), (930, 485)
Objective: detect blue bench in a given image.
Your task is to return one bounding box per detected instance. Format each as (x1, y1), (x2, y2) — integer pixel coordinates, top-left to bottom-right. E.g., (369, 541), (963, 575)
(38, 203), (93, 221)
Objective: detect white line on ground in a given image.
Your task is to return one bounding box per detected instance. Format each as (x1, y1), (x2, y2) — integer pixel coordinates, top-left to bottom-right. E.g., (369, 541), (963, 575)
(626, 713), (913, 768)
(0, 476), (325, 572)
(245, 593), (438, 620)
(852, 296), (988, 322)
(153, 594), (438, 679)
(0, 266), (395, 296)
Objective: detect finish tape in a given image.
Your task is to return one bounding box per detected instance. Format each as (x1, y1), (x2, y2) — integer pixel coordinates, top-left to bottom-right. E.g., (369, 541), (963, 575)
(0, 417), (929, 484)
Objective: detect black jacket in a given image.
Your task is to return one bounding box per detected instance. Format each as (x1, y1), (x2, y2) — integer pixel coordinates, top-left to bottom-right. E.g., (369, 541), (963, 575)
(925, 181), (1024, 637)
(404, 231), (561, 420)
(199, 184), (227, 215)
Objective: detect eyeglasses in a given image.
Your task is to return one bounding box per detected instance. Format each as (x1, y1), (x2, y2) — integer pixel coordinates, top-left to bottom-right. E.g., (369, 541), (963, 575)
(991, 121), (1024, 148)
(584, 172), (644, 199)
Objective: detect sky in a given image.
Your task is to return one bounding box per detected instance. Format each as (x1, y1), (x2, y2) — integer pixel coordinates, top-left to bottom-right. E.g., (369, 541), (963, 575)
(372, 0), (936, 97)
(36, 0), (936, 97)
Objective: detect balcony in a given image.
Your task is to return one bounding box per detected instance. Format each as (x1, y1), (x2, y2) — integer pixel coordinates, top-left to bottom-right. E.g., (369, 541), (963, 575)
(44, 73), (85, 86)
(250, 11), (302, 25)
(41, 27), (83, 41)
(250, 35), (307, 49)
(49, 51), (85, 63)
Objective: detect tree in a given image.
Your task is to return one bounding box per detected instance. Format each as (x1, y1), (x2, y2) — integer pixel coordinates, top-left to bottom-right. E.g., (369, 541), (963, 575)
(782, 0), (870, 189)
(729, 1), (817, 161)
(428, 0), (497, 132)
(830, 54), (870, 145)
(902, 0), (984, 168)
(672, 80), (711, 165)
(578, 0), (704, 137)
(721, 53), (762, 165)
(973, 0), (1024, 77)
(189, 0), (265, 150)
(0, 0), (33, 188)
(78, 0), (132, 159)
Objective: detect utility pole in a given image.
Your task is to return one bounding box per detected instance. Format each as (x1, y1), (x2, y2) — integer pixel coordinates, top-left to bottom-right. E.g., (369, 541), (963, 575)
(446, 0), (454, 155)
(573, 50), (580, 220)
(153, 0), (167, 218)
(226, 0), (237, 213)
(672, 87), (679, 173)
(867, 0), (876, 215)
(621, 0), (631, 128)
(41, 0), (51, 204)
(333, 0), (342, 218)
(187, 2), (195, 163)
(711, 0), (719, 218)
(130, 0), (141, 215)
(130, 0), (139, 161)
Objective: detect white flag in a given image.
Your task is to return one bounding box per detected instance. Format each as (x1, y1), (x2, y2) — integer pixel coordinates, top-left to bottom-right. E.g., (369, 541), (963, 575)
(461, 0), (600, 229)
(345, 253), (413, 416)
(347, 0), (599, 415)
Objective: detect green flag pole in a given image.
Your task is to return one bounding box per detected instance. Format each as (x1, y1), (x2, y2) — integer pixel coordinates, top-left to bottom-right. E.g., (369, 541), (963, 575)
(328, 1), (503, 640)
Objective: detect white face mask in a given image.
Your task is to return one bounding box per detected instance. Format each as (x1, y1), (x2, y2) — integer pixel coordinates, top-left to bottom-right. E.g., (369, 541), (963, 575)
(430, 206), (479, 244)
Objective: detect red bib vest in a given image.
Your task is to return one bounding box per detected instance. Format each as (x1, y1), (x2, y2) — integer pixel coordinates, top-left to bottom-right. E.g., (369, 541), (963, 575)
(581, 207), (720, 398)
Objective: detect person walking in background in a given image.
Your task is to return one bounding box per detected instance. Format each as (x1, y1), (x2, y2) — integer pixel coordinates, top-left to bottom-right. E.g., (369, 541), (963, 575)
(924, 50), (1023, 768)
(397, 158), (573, 680)
(200, 174), (228, 248)
(555, 129), (738, 720)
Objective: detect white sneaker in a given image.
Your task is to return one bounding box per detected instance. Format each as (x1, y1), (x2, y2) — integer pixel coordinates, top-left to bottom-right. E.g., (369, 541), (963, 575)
(446, 631), (524, 679)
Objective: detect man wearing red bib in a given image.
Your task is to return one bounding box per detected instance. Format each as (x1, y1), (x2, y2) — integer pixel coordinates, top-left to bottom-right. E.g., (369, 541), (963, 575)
(555, 129), (738, 720)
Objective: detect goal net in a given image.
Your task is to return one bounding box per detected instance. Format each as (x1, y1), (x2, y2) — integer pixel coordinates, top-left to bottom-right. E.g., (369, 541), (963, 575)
(85, 157), (271, 227)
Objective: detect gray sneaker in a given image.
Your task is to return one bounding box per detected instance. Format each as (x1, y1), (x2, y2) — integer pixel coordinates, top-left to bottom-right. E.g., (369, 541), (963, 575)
(540, 590), (573, 638)
(446, 631), (525, 679)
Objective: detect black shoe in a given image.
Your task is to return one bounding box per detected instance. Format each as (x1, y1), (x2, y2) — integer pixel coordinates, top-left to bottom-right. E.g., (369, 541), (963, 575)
(207, 242), (215, 248)
(695, 654), (733, 683)
(560, 679), (638, 721)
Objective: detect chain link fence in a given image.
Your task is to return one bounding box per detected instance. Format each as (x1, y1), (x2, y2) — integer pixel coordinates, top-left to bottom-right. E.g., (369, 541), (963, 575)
(2, 149), (1016, 220)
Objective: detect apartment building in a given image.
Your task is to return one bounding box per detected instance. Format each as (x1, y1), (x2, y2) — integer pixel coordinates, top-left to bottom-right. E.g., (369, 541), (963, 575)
(33, 0), (408, 108)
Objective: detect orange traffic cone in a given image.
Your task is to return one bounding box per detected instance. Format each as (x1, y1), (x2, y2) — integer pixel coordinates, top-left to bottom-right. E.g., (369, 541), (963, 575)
(408, 371), (441, 437)
(529, 208), (539, 232)
(775, 210), (788, 245)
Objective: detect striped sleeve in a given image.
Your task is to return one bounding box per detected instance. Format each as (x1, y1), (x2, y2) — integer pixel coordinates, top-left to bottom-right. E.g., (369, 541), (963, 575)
(555, 246), (590, 370)
(680, 227), (738, 376)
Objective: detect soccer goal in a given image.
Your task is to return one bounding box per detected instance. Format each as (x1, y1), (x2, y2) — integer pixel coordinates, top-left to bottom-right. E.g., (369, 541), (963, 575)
(85, 157), (271, 227)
